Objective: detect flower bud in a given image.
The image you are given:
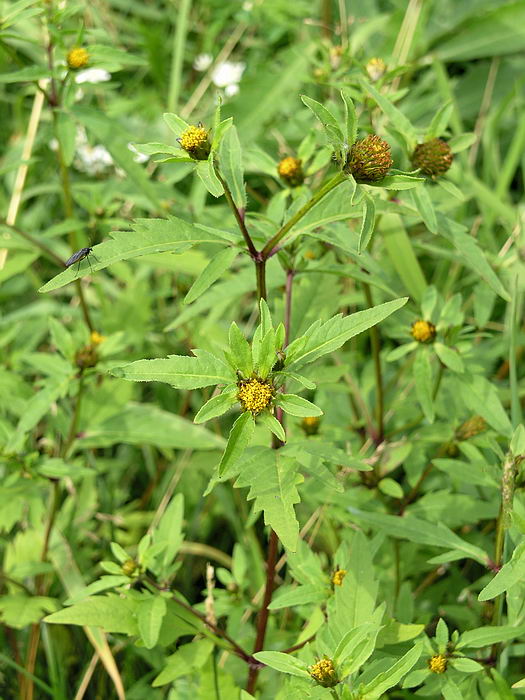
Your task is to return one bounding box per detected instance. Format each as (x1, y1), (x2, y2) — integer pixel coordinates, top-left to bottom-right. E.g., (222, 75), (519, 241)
(366, 57), (386, 81)
(67, 47), (89, 70)
(121, 559), (138, 577)
(412, 138), (453, 177)
(345, 134), (393, 182)
(178, 124), (211, 160)
(428, 654), (447, 674)
(411, 320), (436, 343)
(331, 569), (346, 586)
(309, 658), (339, 687)
(301, 416), (321, 435)
(277, 156), (304, 186)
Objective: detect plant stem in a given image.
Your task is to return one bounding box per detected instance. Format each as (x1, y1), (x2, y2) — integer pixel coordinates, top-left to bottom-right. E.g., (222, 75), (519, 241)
(255, 259), (267, 300)
(261, 172), (346, 258)
(62, 371), (85, 457)
(362, 281), (383, 445)
(284, 269), (295, 346)
(246, 529), (279, 694)
(1, 221), (65, 268)
(167, 0), (192, 113)
(217, 174), (258, 259)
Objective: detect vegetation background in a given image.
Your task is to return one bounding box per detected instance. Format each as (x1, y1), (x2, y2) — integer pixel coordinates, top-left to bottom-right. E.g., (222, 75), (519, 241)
(1, 0), (524, 698)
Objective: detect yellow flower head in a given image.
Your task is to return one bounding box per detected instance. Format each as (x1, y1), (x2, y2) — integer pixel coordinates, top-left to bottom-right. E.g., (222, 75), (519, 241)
(237, 378), (274, 415)
(67, 47), (89, 70)
(277, 156), (304, 186)
(309, 658), (339, 688)
(411, 319), (436, 343)
(90, 330), (105, 346)
(178, 124), (211, 160)
(428, 654), (447, 674)
(345, 134), (393, 182)
(121, 559), (138, 577)
(332, 569), (347, 586)
(412, 138), (453, 178)
(301, 415), (320, 435)
(366, 57), (386, 81)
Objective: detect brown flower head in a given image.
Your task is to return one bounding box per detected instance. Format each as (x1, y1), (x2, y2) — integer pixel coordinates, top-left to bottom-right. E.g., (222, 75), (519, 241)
(345, 134), (393, 182)
(412, 138), (453, 178)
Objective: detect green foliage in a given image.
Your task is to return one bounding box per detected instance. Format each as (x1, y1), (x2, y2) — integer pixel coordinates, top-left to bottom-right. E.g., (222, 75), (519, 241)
(1, 0), (525, 698)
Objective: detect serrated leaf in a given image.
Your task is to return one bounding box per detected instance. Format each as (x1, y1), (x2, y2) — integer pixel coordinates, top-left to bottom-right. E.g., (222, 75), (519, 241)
(276, 394), (322, 418)
(111, 350), (234, 389)
(258, 412), (286, 443)
(234, 448), (301, 551)
(138, 596), (167, 649)
(219, 411), (254, 476)
(253, 651), (310, 678)
(194, 390), (237, 423)
(184, 247), (238, 304)
(285, 298), (407, 371)
(219, 125), (246, 209)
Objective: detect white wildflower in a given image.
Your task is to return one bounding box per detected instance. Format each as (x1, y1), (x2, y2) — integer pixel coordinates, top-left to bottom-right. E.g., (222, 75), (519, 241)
(211, 61), (245, 89)
(74, 128), (113, 175)
(224, 84), (239, 97)
(75, 68), (111, 84)
(128, 143), (148, 164)
(193, 53), (213, 72)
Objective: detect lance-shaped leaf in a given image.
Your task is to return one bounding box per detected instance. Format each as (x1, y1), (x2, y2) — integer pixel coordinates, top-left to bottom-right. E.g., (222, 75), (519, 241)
(285, 297), (407, 371)
(184, 247), (239, 305)
(194, 390), (238, 423)
(234, 447), (302, 551)
(360, 644), (423, 699)
(275, 394), (323, 418)
(228, 322), (253, 377)
(219, 125), (246, 209)
(301, 95), (345, 151)
(111, 350), (235, 389)
(362, 79), (417, 150)
(40, 217), (227, 293)
(252, 651), (310, 678)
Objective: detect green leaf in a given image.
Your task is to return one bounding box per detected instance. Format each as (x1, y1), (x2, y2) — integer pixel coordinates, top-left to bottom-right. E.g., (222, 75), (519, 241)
(219, 411), (255, 476)
(457, 373), (512, 437)
(110, 542), (129, 564)
(360, 643), (423, 699)
(478, 542), (525, 601)
(348, 508), (488, 564)
(425, 103), (453, 140)
(436, 618), (449, 651)
(163, 112), (190, 138)
(380, 213), (427, 302)
(55, 111), (76, 167)
(40, 217), (225, 292)
(458, 624), (525, 650)
(367, 174), (425, 190)
(300, 95), (345, 151)
(153, 639), (214, 686)
(153, 493), (185, 573)
(413, 348), (434, 423)
(234, 448), (301, 551)
(258, 412), (286, 443)
(79, 403), (225, 450)
(362, 80), (417, 149)
(411, 185), (437, 233)
(228, 322), (253, 377)
(340, 87), (358, 145)
(111, 350), (234, 389)
(434, 342), (464, 373)
(275, 394), (323, 418)
(285, 297), (407, 370)
(358, 193), (376, 253)
(268, 583), (327, 610)
(196, 158), (224, 197)
(252, 651), (310, 678)
(219, 125), (246, 209)
(450, 657), (483, 673)
(138, 596), (167, 649)
(184, 247), (239, 304)
(44, 596), (138, 635)
(194, 390), (237, 423)
(378, 478), (403, 499)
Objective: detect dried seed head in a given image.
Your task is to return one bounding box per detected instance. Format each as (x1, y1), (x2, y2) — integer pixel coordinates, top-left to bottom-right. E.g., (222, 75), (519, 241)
(178, 125), (211, 160)
(309, 658), (339, 687)
(237, 377), (274, 415)
(67, 47), (89, 70)
(366, 57), (386, 81)
(412, 138), (453, 177)
(428, 654), (447, 674)
(331, 569), (347, 586)
(75, 345), (98, 369)
(411, 320), (436, 343)
(345, 134), (393, 182)
(456, 416), (487, 441)
(277, 156), (304, 186)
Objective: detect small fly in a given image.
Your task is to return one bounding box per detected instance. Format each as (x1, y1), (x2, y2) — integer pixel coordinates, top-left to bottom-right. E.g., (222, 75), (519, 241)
(65, 247), (99, 274)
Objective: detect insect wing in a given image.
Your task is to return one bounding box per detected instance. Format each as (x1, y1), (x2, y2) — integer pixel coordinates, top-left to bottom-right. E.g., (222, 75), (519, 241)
(65, 247), (91, 267)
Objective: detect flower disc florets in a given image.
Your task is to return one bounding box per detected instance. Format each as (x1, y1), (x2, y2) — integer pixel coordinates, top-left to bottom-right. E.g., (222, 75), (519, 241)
(345, 134), (393, 182)
(309, 658), (339, 687)
(277, 156), (304, 186)
(428, 654), (447, 674)
(178, 125), (211, 160)
(412, 138), (453, 177)
(331, 569), (347, 586)
(67, 47), (89, 70)
(237, 377), (274, 415)
(411, 320), (436, 343)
